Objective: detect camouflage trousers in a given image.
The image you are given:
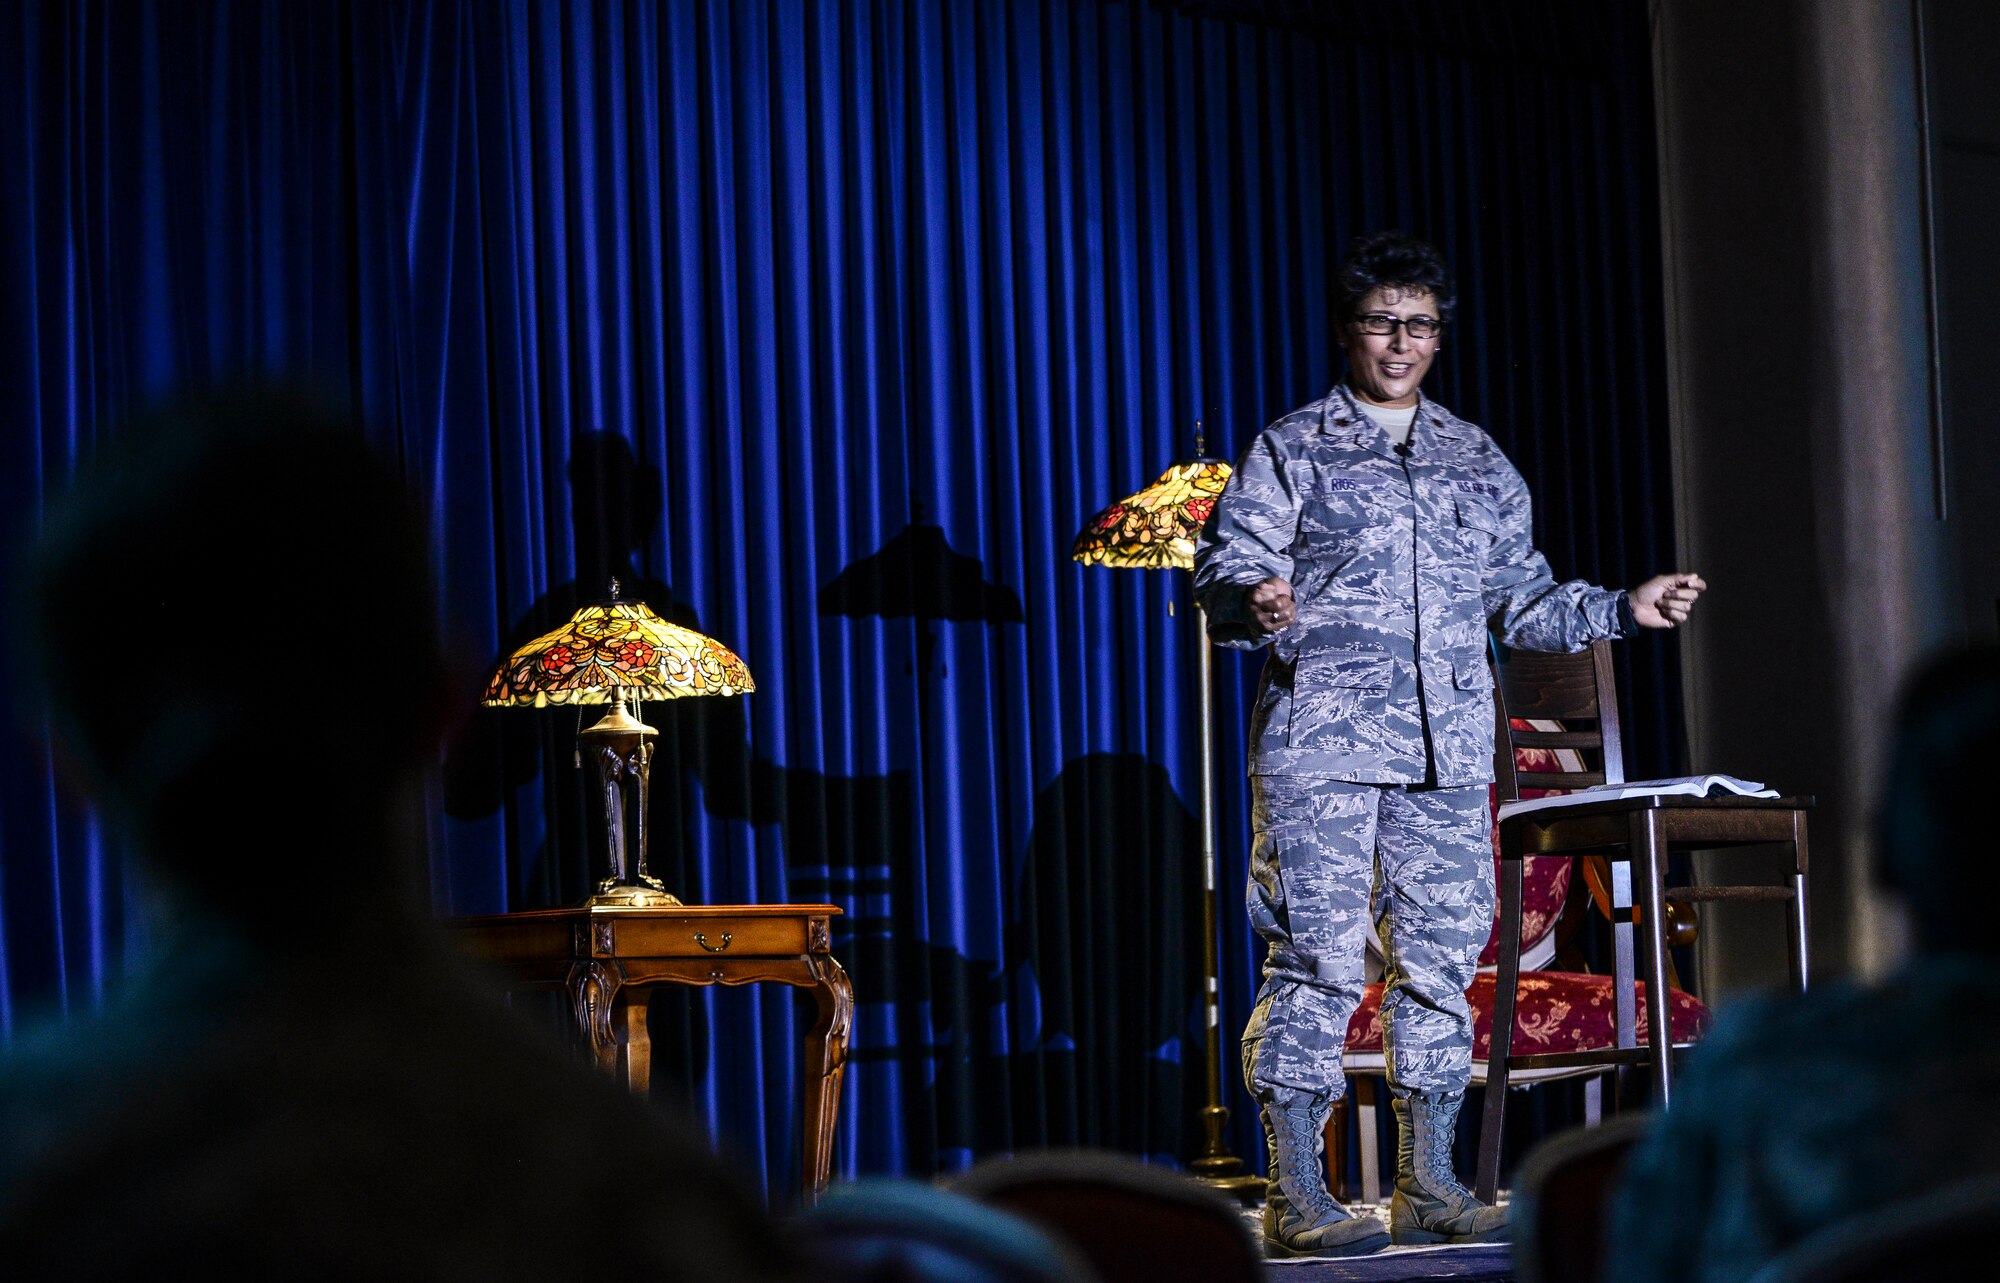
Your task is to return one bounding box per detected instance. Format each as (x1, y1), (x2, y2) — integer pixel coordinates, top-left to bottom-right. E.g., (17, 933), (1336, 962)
(1241, 775), (1495, 1107)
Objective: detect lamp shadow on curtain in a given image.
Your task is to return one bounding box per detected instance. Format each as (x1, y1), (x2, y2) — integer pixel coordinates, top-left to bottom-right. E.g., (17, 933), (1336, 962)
(443, 445), (1203, 1171)
(814, 521), (1204, 1164)
(819, 520), (1027, 679)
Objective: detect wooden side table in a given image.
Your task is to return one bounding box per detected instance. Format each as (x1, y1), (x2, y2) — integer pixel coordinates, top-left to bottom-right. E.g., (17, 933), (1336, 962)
(450, 903), (851, 1200)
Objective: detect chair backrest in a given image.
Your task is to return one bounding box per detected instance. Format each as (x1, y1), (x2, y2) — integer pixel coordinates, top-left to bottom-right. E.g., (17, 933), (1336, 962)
(1492, 638), (1625, 800)
(798, 1177), (1100, 1283)
(952, 1151), (1262, 1283)
(1508, 1111), (1653, 1283)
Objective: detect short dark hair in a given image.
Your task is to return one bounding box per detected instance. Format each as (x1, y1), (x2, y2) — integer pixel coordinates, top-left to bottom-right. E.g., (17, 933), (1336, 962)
(1336, 231), (1456, 323)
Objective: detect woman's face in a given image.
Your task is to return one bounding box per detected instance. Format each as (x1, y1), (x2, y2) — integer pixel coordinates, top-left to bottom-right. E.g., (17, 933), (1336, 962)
(1338, 286), (1442, 408)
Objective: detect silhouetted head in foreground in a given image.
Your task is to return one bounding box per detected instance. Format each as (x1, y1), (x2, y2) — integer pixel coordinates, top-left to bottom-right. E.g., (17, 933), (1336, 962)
(1876, 644), (2000, 958)
(8, 389), (807, 1283)
(22, 386), (447, 932)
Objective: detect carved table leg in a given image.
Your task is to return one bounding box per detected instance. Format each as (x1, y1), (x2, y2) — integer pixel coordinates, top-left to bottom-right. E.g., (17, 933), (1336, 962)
(802, 953), (853, 1201)
(566, 959), (624, 1079)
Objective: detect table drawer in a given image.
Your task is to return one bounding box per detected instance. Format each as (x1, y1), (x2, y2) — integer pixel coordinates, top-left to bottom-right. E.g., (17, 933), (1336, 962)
(595, 913), (816, 958)
(448, 905), (837, 963)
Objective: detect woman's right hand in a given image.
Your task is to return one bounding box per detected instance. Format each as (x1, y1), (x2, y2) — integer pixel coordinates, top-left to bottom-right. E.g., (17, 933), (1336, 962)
(1246, 576), (1296, 636)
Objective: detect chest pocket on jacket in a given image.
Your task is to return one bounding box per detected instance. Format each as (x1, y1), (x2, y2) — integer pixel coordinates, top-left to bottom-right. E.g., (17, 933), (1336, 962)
(1452, 492), (1502, 552)
(1300, 472), (1383, 533)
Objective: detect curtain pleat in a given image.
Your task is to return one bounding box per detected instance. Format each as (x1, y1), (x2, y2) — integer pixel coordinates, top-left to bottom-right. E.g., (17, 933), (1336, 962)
(1, 0), (1678, 1195)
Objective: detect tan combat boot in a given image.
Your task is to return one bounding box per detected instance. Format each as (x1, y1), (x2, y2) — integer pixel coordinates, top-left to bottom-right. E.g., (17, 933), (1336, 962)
(1259, 1099), (1391, 1258)
(1389, 1091), (1508, 1244)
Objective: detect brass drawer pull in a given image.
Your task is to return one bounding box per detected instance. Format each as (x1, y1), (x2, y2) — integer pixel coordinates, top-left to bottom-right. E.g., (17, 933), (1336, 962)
(695, 932), (733, 953)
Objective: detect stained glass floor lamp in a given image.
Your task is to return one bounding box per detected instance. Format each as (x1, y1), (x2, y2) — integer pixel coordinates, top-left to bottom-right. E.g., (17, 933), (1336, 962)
(1073, 433), (1263, 1201)
(482, 579), (755, 907)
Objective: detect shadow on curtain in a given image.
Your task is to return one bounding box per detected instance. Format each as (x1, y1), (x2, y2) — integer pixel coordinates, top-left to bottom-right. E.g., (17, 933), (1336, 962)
(0, 0), (1677, 1196)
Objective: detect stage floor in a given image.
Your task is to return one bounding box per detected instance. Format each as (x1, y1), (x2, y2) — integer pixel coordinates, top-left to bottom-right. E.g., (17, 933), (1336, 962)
(1241, 1201), (1514, 1282)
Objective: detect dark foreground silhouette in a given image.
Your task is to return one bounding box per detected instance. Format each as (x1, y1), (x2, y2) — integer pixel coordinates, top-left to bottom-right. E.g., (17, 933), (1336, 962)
(0, 389), (799, 1280)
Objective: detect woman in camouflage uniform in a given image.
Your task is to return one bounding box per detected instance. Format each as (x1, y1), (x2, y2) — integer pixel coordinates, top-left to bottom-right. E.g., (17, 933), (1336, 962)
(1194, 232), (1703, 1257)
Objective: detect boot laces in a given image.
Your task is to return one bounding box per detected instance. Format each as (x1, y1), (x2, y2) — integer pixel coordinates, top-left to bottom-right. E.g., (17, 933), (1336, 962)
(1276, 1106), (1339, 1221)
(1417, 1101), (1475, 1203)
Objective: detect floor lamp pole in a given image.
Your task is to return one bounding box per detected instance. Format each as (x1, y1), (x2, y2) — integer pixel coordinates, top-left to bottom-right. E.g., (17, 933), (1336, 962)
(1188, 599), (1266, 1200)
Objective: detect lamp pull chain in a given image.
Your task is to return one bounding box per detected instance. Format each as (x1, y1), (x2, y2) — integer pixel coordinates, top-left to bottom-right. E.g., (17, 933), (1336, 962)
(575, 706), (584, 769)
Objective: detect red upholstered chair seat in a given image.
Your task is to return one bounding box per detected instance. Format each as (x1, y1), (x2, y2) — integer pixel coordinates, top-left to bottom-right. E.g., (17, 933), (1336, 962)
(1343, 972), (1712, 1061)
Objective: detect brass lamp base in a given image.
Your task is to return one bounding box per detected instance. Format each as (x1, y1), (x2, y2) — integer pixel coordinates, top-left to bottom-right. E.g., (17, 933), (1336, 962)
(585, 883), (683, 909)
(1190, 1100), (1269, 1203)
(576, 691), (687, 909)
(1192, 1170), (1268, 1203)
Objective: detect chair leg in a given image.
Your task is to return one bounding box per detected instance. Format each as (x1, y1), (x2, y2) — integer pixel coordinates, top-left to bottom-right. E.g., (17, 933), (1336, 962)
(1356, 1077), (1382, 1207)
(1583, 1074), (1603, 1126)
(1325, 1097), (1350, 1202)
(1609, 852), (1637, 1050)
(1635, 813), (1674, 1106)
(1789, 812), (1811, 992)
(1476, 847), (1526, 1205)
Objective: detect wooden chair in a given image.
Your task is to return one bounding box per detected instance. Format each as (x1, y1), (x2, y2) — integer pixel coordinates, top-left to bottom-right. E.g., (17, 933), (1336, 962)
(1473, 639), (1812, 1203)
(1327, 767), (1713, 1207)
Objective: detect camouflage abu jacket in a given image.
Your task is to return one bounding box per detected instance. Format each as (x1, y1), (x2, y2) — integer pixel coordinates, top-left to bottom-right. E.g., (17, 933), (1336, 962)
(1193, 384), (1631, 786)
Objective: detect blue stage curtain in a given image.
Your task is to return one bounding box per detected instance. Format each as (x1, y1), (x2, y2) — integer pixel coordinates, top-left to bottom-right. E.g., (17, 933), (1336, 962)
(0, 0), (1678, 1197)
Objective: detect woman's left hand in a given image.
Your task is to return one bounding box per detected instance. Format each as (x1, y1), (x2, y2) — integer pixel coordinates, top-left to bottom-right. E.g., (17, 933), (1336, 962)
(1630, 572), (1708, 629)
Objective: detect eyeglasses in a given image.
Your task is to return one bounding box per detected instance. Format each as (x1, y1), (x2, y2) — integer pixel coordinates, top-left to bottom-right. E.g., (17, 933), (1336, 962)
(1354, 313), (1443, 340)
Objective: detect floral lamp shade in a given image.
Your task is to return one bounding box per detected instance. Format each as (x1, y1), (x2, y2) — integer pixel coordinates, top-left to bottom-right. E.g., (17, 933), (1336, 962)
(482, 595), (754, 708)
(1069, 446), (1264, 1194)
(1070, 457), (1232, 571)
(480, 582), (750, 908)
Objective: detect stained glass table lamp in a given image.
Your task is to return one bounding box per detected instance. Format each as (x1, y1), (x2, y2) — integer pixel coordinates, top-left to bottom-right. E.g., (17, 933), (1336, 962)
(482, 579), (754, 907)
(1073, 428), (1262, 1200)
